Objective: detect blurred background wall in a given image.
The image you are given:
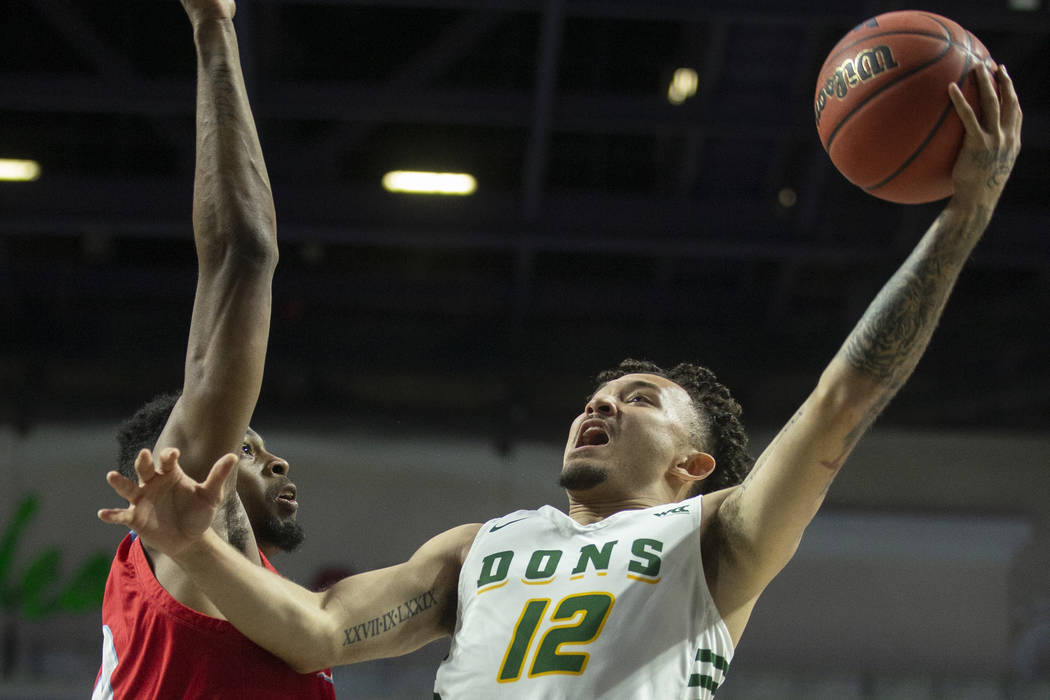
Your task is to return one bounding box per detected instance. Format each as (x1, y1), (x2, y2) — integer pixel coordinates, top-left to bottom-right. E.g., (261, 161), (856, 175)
(0, 425), (1048, 697)
(1, 0), (1048, 697)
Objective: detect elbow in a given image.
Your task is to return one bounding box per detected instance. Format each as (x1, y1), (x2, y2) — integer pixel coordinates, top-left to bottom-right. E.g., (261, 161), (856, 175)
(228, 218), (279, 267)
(196, 192), (279, 268)
(812, 361), (892, 425)
(283, 635), (339, 675)
(234, 230), (279, 270)
(200, 224), (279, 272)
(289, 658), (327, 676)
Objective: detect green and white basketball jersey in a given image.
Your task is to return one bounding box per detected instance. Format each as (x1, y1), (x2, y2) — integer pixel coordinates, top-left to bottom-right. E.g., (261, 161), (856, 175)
(433, 494), (733, 699)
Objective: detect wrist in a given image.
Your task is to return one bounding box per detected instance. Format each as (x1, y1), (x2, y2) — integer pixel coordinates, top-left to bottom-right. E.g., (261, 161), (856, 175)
(945, 191), (997, 219)
(173, 526), (224, 569)
(191, 14), (234, 42)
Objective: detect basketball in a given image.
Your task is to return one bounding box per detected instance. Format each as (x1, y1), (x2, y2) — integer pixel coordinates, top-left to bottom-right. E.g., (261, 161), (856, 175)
(814, 11), (996, 204)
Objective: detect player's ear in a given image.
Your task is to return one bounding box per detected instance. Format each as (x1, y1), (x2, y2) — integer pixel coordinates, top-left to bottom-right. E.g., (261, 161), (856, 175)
(670, 451), (715, 484)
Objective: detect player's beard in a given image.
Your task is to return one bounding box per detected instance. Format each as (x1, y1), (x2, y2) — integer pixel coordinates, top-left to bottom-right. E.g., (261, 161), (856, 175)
(558, 464), (609, 491)
(258, 515), (306, 553)
(223, 494), (253, 553)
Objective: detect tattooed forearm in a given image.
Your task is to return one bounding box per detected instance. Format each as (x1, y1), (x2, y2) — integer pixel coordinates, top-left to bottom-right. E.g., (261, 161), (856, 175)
(841, 206), (988, 385)
(842, 256), (943, 384)
(341, 590), (438, 647)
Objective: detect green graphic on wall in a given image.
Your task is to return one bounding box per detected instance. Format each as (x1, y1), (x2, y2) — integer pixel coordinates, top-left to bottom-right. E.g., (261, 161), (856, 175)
(0, 494), (108, 619)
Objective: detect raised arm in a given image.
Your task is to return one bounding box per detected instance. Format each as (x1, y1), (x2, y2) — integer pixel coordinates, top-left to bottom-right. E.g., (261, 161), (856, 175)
(704, 64), (1022, 641)
(143, 0), (278, 613)
(100, 449), (478, 673)
(157, 0), (277, 484)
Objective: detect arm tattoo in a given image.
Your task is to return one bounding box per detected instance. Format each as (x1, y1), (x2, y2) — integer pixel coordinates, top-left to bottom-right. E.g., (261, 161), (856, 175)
(841, 206), (989, 386)
(341, 590), (438, 647)
(842, 255), (943, 384)
(970, 150), (1015, 191)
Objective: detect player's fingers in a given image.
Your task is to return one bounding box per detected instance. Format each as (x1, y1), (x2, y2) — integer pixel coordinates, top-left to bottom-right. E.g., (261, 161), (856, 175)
(975, 64), (1000, 133)
(106, 470), (140, 501)
(134, 448), (157, 485)
(997, 65), (1022, 132)
(948, 83), (982, 136)
(201, 453), (238, 502)
(156, 447), (181, 476)
(97, 507), (133, 525)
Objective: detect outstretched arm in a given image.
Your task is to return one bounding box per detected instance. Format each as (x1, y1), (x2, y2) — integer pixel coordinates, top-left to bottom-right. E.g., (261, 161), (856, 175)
(704, 64), (1022, 642)
(143, 0), (277, 614)
(158, 0), (277, 485)
(100, 449), (478, 673)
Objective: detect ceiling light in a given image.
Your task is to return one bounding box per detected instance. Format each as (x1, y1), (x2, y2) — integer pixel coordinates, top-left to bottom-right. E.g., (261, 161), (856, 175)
(0, 159), (41, 182)
(668, 67), (699, 105)
(382, 170), (476, 195)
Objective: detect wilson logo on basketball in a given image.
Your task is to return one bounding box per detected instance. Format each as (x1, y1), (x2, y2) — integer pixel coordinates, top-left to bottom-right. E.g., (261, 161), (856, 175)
(814, 45), (900, 127)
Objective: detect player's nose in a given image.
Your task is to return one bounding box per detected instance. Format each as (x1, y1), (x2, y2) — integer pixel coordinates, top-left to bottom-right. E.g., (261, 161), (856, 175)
(266, 455), (290, 477)
(585, 394), (616, 416)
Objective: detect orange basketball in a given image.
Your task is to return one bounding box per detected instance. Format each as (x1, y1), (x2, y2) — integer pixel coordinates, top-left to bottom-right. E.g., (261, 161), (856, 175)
(814, 10), (996, 204)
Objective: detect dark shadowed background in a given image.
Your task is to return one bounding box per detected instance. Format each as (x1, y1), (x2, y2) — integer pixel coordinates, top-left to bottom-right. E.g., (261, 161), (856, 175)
(0, 0), (1047, 698)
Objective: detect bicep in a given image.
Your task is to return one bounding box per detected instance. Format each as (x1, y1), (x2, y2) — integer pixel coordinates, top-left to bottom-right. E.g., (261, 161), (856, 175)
(709, 360), (888, 601)
(163, 253), (276, 480)
(325, 523), (479, 666)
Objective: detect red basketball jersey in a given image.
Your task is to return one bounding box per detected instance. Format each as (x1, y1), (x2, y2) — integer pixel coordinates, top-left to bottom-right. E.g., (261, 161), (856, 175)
(93, 533), (336, 700)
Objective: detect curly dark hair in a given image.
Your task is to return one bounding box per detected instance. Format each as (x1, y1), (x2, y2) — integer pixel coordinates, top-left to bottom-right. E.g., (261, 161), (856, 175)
(115, 391), (181, 480)
(594, 358), (754, 495)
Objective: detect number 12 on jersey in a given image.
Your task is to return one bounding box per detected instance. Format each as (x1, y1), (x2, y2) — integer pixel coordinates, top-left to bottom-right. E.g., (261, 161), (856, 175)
(497, 592), (615, 682)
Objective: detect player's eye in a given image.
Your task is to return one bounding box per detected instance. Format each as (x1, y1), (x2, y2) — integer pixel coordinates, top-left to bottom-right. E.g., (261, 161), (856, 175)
(241, 443), (254, 457)
(627, 394), (651, 404)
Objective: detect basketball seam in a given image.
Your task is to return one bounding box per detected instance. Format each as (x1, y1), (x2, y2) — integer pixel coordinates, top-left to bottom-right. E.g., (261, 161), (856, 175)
(823, 30), (952, 66)
(823, 41), (952, 152)
(865, 29), (975, 195)
(822, 12), (968, 65)
(825, 32), (979, 68)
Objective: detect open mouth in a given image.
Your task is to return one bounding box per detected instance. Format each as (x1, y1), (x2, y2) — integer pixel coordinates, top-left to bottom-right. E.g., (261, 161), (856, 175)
(275, 485), (298, 508)
(575, 421), (610, 448)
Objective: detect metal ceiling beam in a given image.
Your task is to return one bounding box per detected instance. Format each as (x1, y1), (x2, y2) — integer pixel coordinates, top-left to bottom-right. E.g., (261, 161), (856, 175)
(0, 76), (808, 135)
(7, 75), (1046, 148)
(4, 212), (1046, 273)
(27, 0), (190, 158)
(521, 0), (565, 221)
(209, 0), (1050, 35)
(286, 9), (508, 176)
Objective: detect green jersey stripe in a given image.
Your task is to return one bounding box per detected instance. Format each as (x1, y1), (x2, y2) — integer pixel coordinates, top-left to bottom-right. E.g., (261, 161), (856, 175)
(687, 673), (720, 692)
(695, 648), (729, 671)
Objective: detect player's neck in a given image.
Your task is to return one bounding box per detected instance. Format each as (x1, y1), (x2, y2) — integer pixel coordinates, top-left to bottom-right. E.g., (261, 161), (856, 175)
(565, 493), (668, 525)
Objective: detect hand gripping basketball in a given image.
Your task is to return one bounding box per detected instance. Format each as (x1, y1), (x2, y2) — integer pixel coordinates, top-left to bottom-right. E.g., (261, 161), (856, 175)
(814, 10), (1001, 203)
(947, 63), (1022, 207)
(98, 448), (238, 558)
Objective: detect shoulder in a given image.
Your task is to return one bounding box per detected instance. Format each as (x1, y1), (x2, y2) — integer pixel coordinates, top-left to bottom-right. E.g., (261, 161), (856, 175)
(411, 523), (483, 569)
(699, 486), (738, 538)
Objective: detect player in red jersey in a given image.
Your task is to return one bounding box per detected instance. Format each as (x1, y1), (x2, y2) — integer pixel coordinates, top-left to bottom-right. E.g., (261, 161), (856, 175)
(92, 2), (333, 697)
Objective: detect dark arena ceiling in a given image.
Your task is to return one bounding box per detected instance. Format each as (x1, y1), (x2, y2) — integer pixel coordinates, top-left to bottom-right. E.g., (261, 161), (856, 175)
(2, 0), (1048, 444)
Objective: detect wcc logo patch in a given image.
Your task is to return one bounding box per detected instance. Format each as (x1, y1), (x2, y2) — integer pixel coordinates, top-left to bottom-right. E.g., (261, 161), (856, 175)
(653, 505), (690, 517)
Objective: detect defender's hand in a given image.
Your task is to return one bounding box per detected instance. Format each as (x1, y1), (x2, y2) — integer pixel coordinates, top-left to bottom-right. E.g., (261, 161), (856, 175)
(181, 0), (236, 24)
(98, 448), (236, 558)
(948, 63), (1022, 207)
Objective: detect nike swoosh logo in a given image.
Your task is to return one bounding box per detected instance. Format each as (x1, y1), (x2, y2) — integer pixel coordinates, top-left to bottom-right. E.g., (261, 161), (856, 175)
(490, 517), (529, 532)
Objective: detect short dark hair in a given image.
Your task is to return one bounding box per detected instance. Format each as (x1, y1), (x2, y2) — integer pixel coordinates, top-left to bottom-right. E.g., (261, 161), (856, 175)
(594, 358), (754, 495)
(115, 391), (181, 480)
